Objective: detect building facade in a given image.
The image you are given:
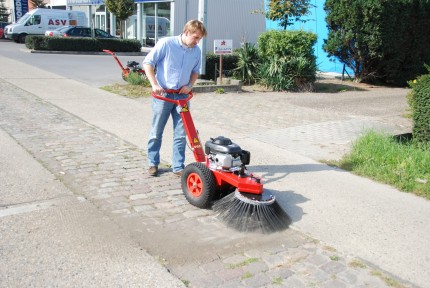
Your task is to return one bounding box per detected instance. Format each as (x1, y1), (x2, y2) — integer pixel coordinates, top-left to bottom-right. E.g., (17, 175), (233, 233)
(5, 0), (266, 52)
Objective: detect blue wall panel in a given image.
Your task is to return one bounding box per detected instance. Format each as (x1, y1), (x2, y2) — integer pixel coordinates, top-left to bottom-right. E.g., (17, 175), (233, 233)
(266, 0), (344, 74)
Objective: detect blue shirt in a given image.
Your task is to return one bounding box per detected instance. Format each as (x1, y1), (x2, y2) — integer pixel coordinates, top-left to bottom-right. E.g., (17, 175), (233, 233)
(143, 35), (201, 90)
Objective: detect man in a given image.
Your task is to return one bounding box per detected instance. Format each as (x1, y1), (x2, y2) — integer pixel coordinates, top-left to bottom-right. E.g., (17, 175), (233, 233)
(143, 20), (207, 177)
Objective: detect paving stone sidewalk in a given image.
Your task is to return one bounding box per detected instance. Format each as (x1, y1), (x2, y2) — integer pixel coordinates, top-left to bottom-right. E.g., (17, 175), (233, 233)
(0, 80), (418, 288)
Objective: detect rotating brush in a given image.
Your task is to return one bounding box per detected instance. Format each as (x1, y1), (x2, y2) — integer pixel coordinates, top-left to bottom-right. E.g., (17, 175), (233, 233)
(213, 191), (291, 233)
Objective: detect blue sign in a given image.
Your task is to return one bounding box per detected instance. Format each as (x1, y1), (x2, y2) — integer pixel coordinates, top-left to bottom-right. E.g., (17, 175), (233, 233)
(67, 0), (103, 5)
(13, 0), (28, 21)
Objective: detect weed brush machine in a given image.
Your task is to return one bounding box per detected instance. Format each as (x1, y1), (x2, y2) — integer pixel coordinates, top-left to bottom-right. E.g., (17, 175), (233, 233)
(153, 91), (291, 233)
(103, 49), (147, 81)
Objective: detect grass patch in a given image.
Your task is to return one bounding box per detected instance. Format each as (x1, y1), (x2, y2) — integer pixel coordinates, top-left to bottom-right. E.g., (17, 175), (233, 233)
(100, 83), (151, 99)
(313, 79), (367, 93)
(227, 257), (259, 269)
(272, 277), (283, 285)
(323, 245), (337, 253)
(371, 270), (408, 288)
(215, 87), (225, 94)
(336, 131), (430, 199)
(330, 255), (340, 261)
(314, 82), (365, 93)
(349, 259), (367, 269)
(241, 272), (253, 280)
(126, 71), (149, 86)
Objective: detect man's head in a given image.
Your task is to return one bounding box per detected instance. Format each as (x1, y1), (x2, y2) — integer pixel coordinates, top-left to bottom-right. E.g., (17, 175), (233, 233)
(182, 20), (207, 48)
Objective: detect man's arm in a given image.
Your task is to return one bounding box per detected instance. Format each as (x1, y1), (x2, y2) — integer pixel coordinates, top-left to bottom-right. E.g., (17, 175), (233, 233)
(143, 64), (164, 96)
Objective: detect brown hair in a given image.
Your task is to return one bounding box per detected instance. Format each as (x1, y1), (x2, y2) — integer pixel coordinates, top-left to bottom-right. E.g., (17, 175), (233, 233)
(183, 20), (207, 37)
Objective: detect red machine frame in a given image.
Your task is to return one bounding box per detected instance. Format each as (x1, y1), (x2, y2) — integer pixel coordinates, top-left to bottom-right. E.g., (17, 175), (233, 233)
(152, 91), (263, 195)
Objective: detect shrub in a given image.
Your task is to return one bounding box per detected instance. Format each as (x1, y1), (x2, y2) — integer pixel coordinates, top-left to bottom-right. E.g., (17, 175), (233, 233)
(379, 0), (430, 85)
(408, 71), (430, 143)
(97, 38), (142, 52)
(324, 0), (430, 86)
(257, 30), (317, 91)
(26, 36), (142, 52)
(25, 35), (47, 50)
(47, 37), (97, 51)
(233, 43), (260, 85)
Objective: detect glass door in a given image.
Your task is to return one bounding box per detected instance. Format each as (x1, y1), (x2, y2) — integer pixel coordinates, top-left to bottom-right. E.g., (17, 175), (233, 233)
(142, 2), (171, 46)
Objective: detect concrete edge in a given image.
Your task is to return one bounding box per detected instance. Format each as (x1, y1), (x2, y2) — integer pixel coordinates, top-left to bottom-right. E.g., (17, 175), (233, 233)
(193, 84), (241, 93)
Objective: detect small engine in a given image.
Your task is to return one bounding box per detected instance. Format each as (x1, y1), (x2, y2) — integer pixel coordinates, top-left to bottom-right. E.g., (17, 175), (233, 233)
(205, 136), (250, 171)
(126, 60), (142, 71)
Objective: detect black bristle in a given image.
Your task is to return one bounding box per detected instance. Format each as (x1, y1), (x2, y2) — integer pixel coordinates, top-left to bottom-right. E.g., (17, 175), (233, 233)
(212, 192), (291, 233)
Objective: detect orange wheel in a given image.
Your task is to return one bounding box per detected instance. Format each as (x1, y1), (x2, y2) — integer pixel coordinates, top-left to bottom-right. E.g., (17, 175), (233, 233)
(181, 162), (216, 208)
(186, 172), (203, 197)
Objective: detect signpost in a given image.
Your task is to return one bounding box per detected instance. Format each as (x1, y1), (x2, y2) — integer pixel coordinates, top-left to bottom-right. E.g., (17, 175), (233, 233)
(214, 39), (233, 84)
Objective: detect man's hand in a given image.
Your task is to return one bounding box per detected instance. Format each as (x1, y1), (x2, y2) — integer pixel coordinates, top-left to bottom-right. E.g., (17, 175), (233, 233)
(179, 85), (192, 95)
(152, 84), (165, 96)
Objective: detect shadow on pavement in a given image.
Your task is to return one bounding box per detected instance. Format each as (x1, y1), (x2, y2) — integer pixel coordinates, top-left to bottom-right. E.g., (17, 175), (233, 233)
(252, 163), (346, 184)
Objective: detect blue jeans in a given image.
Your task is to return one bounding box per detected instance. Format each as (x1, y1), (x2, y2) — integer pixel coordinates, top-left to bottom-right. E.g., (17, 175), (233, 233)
(147, 93), (188, 173)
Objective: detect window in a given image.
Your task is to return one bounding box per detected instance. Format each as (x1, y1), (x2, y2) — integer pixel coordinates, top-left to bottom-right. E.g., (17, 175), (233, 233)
(95, 29), (109, 38)
(26, 15), (41, 26)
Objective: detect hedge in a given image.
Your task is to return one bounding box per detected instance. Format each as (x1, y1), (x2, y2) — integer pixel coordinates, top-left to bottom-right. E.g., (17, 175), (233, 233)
(25, 36), (142, 52)
(409, 73), (430, 143)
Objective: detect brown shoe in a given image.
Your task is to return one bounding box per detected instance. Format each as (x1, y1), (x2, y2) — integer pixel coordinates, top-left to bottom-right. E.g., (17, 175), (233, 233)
(148, 166), (158, 176)
(173, 170), (183, 177)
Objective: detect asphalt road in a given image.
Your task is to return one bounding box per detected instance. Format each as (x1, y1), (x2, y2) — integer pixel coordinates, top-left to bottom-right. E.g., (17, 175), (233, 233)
(0, 39), (142, 87)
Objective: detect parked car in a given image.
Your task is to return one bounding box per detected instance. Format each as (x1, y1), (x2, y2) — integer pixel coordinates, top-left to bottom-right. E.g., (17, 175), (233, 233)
(44, 26), (116, 38)
(0, 21), (11, 39)
(45, 26), (72, 37)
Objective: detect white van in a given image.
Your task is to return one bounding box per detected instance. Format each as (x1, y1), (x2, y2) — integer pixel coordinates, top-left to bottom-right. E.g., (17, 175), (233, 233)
(4, 8), (87, 43)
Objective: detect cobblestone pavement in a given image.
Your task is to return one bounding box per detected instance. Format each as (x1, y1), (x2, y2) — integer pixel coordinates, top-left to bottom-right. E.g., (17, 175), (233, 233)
(186, 84), (412, 162)
(0, 79), (419, 288)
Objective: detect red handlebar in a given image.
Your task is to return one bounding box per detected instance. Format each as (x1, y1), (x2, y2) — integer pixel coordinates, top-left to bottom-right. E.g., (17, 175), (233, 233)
(151, 90), (193, 104)
(103, 49), (114, 55)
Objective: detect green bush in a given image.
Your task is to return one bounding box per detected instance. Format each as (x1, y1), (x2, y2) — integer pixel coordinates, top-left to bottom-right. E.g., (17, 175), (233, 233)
(25, 35), (48, 50)
(324, 0), (430, 86)
(25, 36), (142, 52)
(257, 30), (317, 91)
(379, 0), (430, 85)
(97, 38), (142, 52)
(409, 72), (430, 143)
(47, 37), (97, 51)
